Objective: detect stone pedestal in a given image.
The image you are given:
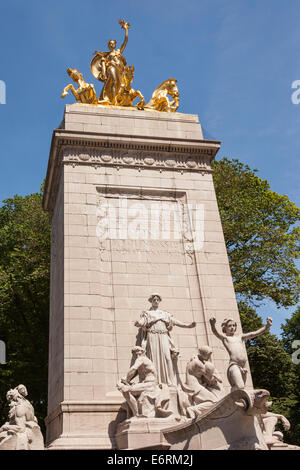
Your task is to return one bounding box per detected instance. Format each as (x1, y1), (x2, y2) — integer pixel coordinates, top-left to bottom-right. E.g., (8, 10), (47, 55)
(43, 103), (252, 449)
(115, 417), (177, 450)
(116, 389), (273, 451)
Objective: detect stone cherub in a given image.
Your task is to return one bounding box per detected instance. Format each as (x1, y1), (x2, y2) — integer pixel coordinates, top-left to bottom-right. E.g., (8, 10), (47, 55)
(209, 316), (272, 391)
(0, 385), (44, 450)
(117, 346), (173, 419)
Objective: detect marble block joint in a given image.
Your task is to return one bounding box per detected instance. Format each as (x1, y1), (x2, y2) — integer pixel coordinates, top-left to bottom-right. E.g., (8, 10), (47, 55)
(43, 104), (251, 449)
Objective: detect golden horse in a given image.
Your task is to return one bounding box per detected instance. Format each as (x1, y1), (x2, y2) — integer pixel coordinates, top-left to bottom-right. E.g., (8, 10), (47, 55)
(115, 65), (145, 109)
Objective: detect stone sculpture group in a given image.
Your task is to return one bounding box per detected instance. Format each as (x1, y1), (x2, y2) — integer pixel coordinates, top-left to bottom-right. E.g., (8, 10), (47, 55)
(115, 293), (295, 450)
(118, 293), (272, 419)
(0, 294), (295, 450)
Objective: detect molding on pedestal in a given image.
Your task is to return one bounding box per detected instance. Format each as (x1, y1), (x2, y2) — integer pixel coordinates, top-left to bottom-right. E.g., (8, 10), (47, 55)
(43, 107), (220, 213)
(45, 400), (123, 426)
(45, 400), (124, 450)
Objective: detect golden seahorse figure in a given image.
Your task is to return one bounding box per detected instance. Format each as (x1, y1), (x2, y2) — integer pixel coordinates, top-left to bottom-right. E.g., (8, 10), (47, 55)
(146, 79), (179, 112)
(61, 68), (98, 104)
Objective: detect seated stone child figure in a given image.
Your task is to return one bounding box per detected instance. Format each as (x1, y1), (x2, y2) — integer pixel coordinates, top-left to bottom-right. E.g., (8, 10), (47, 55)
(209, 316), (272, 391)
(117, 346), (173, 419)
(183, 346), (224, 418)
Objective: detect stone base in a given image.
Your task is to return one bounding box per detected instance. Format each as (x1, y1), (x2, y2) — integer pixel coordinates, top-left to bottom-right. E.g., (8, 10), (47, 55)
(116, 390), (275, 450)
(45, 401), (125, 450)
(162, 390), (270, 450)
(115, 417), (181, 450)
(0, 425), (44, 450)
(268, 441), (300, 451)
(46, 434), (114, 450)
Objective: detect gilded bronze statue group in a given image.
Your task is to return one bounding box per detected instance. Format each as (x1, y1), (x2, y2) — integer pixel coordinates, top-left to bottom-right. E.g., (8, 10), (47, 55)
(61, 19), (179, 112)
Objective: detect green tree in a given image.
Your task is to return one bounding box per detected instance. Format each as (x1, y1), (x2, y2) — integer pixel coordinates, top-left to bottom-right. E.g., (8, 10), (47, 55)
(281, 306), (300, 362)
(0, 191), (50, 433)
(213, 158), (300, 307)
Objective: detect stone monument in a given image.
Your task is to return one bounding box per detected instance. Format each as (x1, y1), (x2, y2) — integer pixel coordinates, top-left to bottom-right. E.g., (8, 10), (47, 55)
(43, 19), (297, 450)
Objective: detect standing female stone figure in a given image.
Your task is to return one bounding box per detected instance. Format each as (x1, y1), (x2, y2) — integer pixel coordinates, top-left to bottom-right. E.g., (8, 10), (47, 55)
(135, 294), (196, 386)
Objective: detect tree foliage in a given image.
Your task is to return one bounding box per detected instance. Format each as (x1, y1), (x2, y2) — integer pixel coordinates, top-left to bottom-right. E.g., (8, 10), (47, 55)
(213, 158), (300, 307)
(0, 192), (50, 432)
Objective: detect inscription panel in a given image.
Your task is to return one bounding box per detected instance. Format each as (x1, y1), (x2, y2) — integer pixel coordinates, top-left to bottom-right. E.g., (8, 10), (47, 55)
(96, 186), (206, 380)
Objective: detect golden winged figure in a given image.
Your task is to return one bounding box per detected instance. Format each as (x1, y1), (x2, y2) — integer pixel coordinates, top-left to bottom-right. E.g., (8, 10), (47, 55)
(91, 19), (130, 105)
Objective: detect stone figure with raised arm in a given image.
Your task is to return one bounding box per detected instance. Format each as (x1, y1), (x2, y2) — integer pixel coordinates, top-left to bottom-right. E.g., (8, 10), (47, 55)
(134, 293), (196, 387)
(209, 316), (272, 391)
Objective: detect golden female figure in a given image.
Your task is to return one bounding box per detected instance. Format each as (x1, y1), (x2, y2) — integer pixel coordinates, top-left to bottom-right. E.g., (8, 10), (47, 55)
(91, 19), (130, 105)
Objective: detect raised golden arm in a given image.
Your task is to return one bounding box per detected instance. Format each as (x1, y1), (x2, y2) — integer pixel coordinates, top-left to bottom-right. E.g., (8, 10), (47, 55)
(119, 18), (130, 53)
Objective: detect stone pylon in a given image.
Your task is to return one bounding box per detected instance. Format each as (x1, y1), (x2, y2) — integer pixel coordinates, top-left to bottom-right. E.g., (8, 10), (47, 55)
(43, 104), (252, 449)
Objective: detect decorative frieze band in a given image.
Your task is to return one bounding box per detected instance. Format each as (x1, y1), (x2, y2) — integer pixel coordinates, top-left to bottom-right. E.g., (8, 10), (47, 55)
(43, 130), (220, 213)
(62, 147), (212, 172)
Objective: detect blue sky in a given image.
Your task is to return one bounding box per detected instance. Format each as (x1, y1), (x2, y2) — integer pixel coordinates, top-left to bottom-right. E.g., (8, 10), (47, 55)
(0, 0), (299, 335)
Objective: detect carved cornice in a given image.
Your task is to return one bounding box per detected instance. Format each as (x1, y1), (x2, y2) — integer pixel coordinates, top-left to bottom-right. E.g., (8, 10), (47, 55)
(43, 129), (220, 213)
(62, 147), (213, 172)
